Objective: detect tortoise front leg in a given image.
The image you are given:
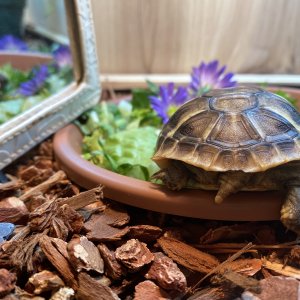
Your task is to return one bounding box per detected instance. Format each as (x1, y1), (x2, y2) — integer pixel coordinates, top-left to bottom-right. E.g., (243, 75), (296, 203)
(281, 186), (300, 234)
(152, 161), (189, 191)
(215, 171), (252, 204)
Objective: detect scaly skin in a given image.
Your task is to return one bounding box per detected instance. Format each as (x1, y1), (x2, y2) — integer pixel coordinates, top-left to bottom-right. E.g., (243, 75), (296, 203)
(281, 187), (300, 234)
(152, 160), (189, 191)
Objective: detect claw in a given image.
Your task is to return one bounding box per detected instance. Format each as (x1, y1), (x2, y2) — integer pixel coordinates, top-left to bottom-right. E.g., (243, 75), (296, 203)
(151, 170), (166, 182)
(151, 165), (188, 191)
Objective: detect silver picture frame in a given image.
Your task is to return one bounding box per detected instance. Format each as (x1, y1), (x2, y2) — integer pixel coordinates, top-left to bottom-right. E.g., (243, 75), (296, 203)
(0, 0), (101, 170)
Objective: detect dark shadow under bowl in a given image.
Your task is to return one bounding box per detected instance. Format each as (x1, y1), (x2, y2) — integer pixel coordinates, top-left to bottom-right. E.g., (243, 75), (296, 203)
(53, 86), (300, 221)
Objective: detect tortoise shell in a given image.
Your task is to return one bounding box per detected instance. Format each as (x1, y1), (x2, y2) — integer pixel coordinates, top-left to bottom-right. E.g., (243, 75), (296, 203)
(152, 86), (300, 172)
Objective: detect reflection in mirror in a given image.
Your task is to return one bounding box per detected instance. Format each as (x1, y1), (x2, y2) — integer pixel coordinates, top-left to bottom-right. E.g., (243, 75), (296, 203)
(0, 0), (74, 125)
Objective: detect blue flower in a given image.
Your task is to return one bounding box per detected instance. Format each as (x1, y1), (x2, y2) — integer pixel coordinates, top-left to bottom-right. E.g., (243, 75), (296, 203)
(149, 83), (188, 124)
(18, 65), (49, 96)
(53, 45), (72, 69)
(0, 35), (28, 51)
(189, 60), (236, 96)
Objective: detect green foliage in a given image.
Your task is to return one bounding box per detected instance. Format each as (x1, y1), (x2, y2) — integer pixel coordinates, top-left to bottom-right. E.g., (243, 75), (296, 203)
(0, 64), (29, 98)
(0, 63), (72, 125)
(77, 100), (161, 181)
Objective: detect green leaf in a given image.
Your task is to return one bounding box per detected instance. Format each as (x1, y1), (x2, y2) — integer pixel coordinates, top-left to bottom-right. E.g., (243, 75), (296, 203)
(118, 164), (150, 181)
(21, 95), (45, 111)
(103, 126), (159, 180)
(131, 88), (154, 109)
(0, 64), (29, 97)
(146, 80), (160, 94)
(0, 98), (24, 124)
(274, 90), (297, 107)
(46, 74), (68, 94)
(118, 100), (132, 118)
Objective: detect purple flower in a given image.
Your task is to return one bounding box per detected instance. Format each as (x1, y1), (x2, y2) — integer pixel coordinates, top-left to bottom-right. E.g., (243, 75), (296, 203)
(18, 65), (49, 96)
(53, 45), (72, 68)
(189, 60), (236, 96)
(0, 35), (28, 51)
(149, 83), (188, 124)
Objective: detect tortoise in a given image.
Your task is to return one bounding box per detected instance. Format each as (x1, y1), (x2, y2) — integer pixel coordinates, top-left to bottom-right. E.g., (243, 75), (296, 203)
(152, 86), (300, 233)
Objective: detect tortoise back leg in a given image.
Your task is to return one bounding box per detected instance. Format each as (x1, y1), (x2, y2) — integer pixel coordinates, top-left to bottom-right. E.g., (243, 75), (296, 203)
(215, 171), (252, 204)
(151, 160), (189, 191)
(281, 187), (300, 234)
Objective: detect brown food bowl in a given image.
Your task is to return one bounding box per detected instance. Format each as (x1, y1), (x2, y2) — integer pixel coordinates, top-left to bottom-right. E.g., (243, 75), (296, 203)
(53, 86), (300, 221)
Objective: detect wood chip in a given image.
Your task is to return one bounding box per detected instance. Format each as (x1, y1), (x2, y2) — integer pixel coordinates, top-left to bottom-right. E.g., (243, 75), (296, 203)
(19, 171), (67, 203)
(77, 272), (119, 300)
(219, 259), (262, 276)
(28, 198), (65, 237)
(0, 197), (29, 224)
(39, 236), (77, 289)
(1, 293), (20, 300)
(28, 270), (64, 294)
(13, 286), (46, 299)
(53, 182), (79, 199)
(214, 270), (261, 293)
(128, 225), (163, 243)
(145, 252), (187, 292)
(55, 204), (84, 234)
(97, 243), (125, 280)
(0, 180), (22, 193)
(36, 139), (53, 157)
(49, 287), (74, 300)
(50, 238), (69, 261)
(262, 259), (300, 279)
(10, 232), (46, 273)
(241, 276), (300, 300)
(187, 286), (238, 300)
(59, 186), (104, 210)
(19, 166), (54, 187)
(111, 276), (141, 296)
(0, 269), (16, 298)
(134, 280), (170, 300)
(158, 236), (219, 273)
(20, 164), (47, 177)
(199, 223), (258, 244)
(83, 213), (129, 242)
(115, 239), (154, 271)
(102, 204), (130, 227)
(29, 199), (83, 240)
(27, 194), (48, 212)
(67, 236), (104, 274)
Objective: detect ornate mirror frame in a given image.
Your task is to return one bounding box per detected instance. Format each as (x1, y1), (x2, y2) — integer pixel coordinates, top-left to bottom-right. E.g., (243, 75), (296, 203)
(0, 0), (100, 170)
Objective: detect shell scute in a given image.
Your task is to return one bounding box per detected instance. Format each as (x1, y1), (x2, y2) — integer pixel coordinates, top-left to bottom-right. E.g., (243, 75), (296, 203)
(208, 114), (260, 148)
(174, 111), (219, 140)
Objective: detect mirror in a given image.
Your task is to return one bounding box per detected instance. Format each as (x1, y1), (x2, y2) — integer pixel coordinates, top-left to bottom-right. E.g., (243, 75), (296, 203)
(0, 0), (100, 169)
(0, 0), (73, 126)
